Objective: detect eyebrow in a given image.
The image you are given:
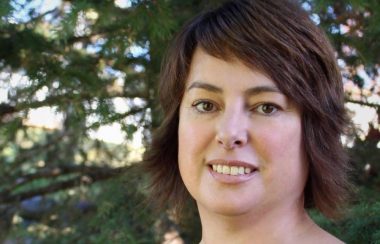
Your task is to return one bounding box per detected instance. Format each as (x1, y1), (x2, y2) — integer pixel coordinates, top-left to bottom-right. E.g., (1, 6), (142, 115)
(187, 81), (282, 96)
(187, 81), (222, 93)
(244, 86), (282, 96)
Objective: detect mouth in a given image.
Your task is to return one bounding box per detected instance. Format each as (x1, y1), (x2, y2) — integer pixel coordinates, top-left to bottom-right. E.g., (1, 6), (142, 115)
(207, 159), (258, 176)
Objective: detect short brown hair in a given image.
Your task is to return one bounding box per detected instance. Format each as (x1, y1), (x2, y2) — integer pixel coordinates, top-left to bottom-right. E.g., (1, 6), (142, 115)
(144, 0), (352, 219)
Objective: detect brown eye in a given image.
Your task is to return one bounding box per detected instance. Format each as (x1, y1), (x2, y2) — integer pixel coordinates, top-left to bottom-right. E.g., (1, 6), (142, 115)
(193, 101), (217, 113)
(256, 103), (278, 115)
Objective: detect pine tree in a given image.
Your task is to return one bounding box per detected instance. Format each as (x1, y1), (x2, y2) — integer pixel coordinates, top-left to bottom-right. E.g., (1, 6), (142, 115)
(0, 0), (379, 242)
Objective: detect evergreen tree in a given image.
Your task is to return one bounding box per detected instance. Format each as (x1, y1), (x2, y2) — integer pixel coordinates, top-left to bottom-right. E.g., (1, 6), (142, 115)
(0, 0), (378, 242)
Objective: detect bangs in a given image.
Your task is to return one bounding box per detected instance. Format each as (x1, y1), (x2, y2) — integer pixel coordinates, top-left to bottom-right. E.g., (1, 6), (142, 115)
(193, 2), (264, 69)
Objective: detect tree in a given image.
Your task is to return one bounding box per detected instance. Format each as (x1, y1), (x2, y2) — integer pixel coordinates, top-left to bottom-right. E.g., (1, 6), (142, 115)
(0, 0), (213, 242)
(0, 0), (379, 243)
(303, 1), (380, 243)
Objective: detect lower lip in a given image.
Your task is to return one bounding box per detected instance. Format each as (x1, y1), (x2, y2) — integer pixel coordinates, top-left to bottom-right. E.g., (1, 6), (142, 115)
(208, 166), (258, 184)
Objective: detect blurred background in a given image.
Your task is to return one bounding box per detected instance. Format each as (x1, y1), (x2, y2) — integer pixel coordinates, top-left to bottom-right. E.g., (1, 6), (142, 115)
(0, 0), (379, 243)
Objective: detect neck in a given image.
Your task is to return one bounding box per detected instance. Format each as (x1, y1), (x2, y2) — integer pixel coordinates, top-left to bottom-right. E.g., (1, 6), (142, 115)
(198, 199), (315, 244)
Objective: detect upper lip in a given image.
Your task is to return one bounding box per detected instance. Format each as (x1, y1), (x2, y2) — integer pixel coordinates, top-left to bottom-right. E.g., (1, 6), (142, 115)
(207, 159), (259, 171)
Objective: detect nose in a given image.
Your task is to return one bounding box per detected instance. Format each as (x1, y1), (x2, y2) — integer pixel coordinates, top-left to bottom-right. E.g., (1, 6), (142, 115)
(216, 109), (248, 150)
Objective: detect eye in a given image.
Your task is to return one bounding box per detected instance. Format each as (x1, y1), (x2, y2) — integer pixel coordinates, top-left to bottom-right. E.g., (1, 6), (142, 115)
(192, 100), (218, 113)
(255, 103), (279, 115)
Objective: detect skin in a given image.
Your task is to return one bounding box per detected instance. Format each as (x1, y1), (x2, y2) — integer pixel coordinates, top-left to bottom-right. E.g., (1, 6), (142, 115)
(178, 48), (343, 244)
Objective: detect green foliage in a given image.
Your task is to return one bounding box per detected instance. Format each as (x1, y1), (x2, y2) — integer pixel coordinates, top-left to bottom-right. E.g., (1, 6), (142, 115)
(0, 1), (12, 20)
(0, 0), (379, 243)
(6, 168), (156, 243)
(311, 187), (380, 244)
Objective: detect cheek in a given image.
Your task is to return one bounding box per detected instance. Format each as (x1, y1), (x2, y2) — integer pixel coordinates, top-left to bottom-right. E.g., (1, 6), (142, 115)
(178, 112), (214, 162)
(178, 120), (197, 162)
(256, 118), (307, 180)
(178, 113), (209, 174)
(178, 113), (214, 195)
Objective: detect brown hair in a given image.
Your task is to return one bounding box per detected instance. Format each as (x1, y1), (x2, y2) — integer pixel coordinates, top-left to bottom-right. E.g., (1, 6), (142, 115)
(144, 0), (352, 219)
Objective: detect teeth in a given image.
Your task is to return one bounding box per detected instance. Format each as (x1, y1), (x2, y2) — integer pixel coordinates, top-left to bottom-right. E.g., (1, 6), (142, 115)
(222, 165), (230, 174)
(230, 166), (238, 176)
(211, 164), (255, 175)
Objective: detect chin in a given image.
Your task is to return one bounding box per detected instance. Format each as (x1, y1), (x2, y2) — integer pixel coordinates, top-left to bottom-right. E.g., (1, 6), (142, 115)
(199, 199), (257, 217)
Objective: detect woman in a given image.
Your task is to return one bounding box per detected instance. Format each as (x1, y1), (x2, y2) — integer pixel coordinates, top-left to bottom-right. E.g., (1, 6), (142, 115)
(145, 0), (352, 243)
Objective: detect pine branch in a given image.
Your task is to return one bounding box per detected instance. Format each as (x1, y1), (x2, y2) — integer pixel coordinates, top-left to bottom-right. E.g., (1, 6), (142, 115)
(0, 103), (17, 119)
(26, 9), (58, 24)
(346, 98), (380, 109)
(85, 106), (148, 129)
(0, 90), (149, 118)
(8, 131), (72, 168)
(0, 164), (134, 204)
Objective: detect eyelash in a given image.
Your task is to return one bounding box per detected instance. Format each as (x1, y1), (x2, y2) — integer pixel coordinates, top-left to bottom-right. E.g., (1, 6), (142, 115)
(252, 103), (281, 116)
(192, 100), (219, 113)
(191, 100), (281, 115)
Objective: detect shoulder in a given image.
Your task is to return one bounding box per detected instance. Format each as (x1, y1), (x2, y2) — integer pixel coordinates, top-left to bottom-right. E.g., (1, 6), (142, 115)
(299, 224), (344, 244)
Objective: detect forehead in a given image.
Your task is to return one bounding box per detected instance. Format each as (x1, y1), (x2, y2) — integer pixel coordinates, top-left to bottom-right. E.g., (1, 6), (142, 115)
(185, 48), (278, 91)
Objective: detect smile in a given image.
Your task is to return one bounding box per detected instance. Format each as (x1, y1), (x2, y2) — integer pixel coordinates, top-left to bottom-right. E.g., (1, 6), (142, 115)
(207, 159), (259, 183)
(211, 165), (253, 175)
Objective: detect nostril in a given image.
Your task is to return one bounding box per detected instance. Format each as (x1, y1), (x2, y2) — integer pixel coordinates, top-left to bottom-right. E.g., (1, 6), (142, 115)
(235, 140), (242, 145)
(216, 134), (247, 149)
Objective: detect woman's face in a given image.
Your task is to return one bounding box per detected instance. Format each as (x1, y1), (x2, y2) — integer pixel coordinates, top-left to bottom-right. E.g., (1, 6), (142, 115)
(178, 48), (308, 217)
